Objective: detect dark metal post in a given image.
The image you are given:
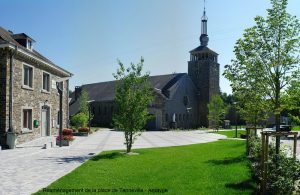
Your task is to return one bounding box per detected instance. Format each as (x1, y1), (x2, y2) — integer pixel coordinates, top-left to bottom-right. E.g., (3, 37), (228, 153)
(57, 82), (63, 147)
(261, 132), (266, 194)
(89, 104), (91, 132)
(233, 102), (238, 138)
(246, 128), (250, 155)
(294, 134), (297, 158)
(235, 107), (238, 138)
(235, 121), (238, 138)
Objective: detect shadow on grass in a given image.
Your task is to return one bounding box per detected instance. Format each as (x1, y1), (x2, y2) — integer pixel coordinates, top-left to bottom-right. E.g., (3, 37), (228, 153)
(206, 155), (246, 165)
(91, 152), (124, 161)
(225, 179), (257, 192)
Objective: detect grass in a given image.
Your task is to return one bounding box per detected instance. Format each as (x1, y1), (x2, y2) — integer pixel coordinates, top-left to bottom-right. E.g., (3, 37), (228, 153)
(212, 130), (246, 138)
(35, 140), (256, 195)
(292, 126), (300, 131)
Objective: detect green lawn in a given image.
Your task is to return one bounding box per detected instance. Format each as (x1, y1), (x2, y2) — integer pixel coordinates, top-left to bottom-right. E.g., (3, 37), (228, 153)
(292, 126), (300, 131)
(212, 130), (246, 138)
(35, 140), (256, 195)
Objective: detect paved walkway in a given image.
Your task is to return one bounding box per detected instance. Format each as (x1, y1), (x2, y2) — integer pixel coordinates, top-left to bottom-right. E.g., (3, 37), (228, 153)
(0, 129), (225, 195)
(254, 129), (300, 158)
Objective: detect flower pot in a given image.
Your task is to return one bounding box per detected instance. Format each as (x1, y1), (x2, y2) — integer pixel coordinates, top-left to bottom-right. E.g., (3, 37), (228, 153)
(56, 140), (71, 146)
(73, 132), (88, 136)
(7, 132), (18, 149)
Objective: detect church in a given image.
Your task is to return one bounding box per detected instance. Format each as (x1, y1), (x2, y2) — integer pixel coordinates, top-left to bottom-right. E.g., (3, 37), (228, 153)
(69, 8), (220, 130)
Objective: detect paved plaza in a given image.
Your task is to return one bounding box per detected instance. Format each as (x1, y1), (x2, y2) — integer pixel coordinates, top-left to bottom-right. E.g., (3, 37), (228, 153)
(0, 129), (226, 195)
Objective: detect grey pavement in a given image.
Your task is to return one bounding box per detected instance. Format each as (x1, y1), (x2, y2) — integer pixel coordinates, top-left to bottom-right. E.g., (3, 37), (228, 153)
(0, 129), (226, 195)
(255, 129), (300, 159)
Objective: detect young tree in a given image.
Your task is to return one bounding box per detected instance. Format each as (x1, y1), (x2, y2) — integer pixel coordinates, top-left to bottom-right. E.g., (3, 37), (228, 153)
(235, 90), (269, 130)
(113, 57), (153, 153)
(284, 80), (300, 124)
(207, 95), (226, 132)
(79, 89), (90, 116)
(224, 0), (300, 154)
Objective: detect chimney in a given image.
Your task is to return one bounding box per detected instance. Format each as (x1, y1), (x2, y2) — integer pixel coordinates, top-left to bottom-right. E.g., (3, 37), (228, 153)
(75, 86), (82, 101)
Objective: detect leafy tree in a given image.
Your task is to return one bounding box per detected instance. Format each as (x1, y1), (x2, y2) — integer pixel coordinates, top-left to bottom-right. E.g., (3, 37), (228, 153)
(284, 80), (300, 124)
(70, 112), (89, 129)
(220, 92), (235, 105)
(224, 0), (300, 154)
(79, 89), (90, 115)
(207, 95), (226, 131)
(235, 90), (269, 130)
(113, 57), (154, 153)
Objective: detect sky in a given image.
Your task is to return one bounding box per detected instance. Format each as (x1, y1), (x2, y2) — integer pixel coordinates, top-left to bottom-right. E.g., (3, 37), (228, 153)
(1, 0), (299, 94)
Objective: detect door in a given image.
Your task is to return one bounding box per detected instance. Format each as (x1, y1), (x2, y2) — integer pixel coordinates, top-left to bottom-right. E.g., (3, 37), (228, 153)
(41, 107), (50, 136)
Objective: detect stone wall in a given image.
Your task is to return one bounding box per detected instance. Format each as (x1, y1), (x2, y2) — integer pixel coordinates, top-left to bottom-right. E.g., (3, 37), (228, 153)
(4, 51), (69, 145)
(163, 74), (198, 129)
(90, 101), (115, 127)
(188, 53), (220, 127)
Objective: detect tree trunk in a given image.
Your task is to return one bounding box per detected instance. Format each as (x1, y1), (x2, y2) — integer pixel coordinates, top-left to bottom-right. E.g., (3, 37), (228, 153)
(127, 132), (133, 153)
(275, 113), (280, 155)
(274, 77), (281, 155)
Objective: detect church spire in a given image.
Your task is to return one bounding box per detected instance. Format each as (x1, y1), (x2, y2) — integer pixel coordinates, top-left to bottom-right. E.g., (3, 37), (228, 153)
(200, 0), (209, 46)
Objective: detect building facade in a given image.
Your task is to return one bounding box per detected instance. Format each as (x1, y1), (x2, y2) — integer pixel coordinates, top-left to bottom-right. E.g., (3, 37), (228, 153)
(0, 27), (72, 148)
(70, 74), (199, 130)
(70, 8), (219, 130)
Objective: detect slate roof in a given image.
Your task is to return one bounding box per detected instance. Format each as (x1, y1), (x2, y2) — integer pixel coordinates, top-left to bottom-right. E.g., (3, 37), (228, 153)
(69, 73), (186, 116)
(12, 33), (35, 42)
(190, 45), (218, 55)
(0, 27), (72, 76)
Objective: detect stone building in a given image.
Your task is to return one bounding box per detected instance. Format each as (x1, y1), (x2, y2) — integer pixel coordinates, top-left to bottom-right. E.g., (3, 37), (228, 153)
(69, 8), (220, 130)
(0, 27), (72, 148)
(70, 74), (199, 129)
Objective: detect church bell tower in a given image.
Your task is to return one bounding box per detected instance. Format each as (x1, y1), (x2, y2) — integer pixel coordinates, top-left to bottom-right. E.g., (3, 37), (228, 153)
(188, 1), (220, 127)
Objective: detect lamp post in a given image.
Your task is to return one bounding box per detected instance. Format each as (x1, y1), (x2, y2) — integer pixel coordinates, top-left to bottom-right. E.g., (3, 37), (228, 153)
(186, 107), (192, 129)
(233, 102), (238, 138)
(87, 100), (95, 132)
(56, 77), (70, 147)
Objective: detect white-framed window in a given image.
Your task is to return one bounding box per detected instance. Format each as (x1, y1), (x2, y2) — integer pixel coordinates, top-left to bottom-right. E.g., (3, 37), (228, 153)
(42, 72), (50, 92)
(27, 40), (33, 50)
(23, 109), (32, 130)
(23, 64), (33, 88)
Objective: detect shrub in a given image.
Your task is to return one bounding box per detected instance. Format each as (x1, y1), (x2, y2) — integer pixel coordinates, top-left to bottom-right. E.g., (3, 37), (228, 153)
(70, 112), (89, 129)
(78, 127), (89, 133)
(63, 129), (73, 136)
(248, 136), (262, 185)
(56, 135), (74, 142)
(248, 136), (300, 194)
(266, 148), (300, 194)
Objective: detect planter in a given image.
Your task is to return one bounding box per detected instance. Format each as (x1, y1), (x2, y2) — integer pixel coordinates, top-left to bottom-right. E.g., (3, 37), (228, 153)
(56, 140), (72, 146)
(7, 132), (18, 149)
(73, 132), (89, 136)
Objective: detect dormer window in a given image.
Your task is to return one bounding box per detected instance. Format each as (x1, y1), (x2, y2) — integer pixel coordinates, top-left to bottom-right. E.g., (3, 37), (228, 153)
(27, 40), (33, 50)
(12, 33), (35, 50)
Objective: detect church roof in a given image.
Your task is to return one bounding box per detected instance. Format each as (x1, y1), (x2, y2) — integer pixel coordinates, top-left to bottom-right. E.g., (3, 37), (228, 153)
(69, 73), (186, 116)
(190, 45), (218, 55)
